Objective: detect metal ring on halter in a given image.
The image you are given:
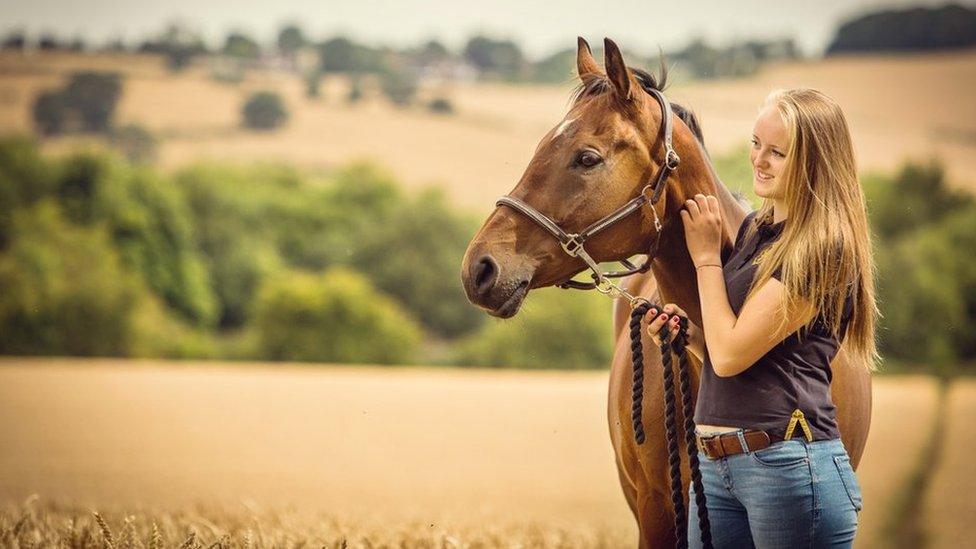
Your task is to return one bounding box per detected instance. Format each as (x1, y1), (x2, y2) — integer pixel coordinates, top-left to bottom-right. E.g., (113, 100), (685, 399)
(665, 149), (681, 170)
(637, 184), (664, 233)
(595, 278), (617, 296)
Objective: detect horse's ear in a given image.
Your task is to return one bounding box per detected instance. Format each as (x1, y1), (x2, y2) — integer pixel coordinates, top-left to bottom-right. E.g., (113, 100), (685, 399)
(576, 36), (601, 78)
(603, 38), (634, 102)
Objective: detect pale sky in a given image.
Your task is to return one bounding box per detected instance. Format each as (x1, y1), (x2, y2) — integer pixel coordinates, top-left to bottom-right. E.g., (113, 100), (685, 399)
(1, 0), (969, 59)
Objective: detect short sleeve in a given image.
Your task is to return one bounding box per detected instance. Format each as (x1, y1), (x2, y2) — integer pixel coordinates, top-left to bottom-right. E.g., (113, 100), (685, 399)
(809, 282), (856, 340)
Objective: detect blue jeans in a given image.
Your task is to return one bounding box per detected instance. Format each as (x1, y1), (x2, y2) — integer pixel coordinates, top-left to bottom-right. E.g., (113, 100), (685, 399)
(687, 434), (863, 549)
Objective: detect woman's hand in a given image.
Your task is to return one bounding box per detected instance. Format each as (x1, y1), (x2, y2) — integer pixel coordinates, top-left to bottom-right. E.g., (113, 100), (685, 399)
(681, 193), (723, 267)
(643, 303), (694, 347)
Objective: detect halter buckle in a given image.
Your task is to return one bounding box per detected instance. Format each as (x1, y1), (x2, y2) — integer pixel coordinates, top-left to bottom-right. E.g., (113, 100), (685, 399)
(560, 234), (585, 257)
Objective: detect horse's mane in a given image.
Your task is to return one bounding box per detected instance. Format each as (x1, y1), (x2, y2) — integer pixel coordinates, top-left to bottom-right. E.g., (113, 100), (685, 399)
(568, 59), (706, 148)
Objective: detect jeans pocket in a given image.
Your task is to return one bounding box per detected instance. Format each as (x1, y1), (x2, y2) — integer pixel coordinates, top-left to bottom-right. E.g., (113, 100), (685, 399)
(750, 440), (809, 468)
(833, 454), (863, 512)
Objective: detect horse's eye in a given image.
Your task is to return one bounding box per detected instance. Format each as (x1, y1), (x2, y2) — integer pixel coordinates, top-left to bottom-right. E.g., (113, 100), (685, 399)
(577, 150), (603, 168)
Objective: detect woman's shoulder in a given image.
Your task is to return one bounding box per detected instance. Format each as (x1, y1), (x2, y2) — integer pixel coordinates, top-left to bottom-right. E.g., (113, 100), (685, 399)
(734, 210), (760, 248)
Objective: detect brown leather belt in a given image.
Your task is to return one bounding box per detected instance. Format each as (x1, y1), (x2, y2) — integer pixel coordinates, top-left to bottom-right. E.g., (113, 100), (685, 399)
(696, 429), (771, 460)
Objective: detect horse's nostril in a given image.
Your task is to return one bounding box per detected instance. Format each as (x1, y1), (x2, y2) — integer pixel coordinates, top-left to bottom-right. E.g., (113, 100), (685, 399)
(473, 255), (499, 295)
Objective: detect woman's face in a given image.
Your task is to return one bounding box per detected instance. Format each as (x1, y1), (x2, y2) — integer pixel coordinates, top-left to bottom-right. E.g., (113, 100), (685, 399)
(750, 104), (789, 199)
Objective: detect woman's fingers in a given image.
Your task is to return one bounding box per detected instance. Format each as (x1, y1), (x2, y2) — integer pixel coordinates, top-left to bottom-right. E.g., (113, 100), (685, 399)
(686, 194), (721, 219)
(706, 194), (720, 215)
(663, 303), (686, 317)
(647, 319), (681, 344)
(644, 304), (684, 344)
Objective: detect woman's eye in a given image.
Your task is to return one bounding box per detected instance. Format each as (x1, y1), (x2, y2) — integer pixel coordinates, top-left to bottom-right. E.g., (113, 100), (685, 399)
(577, 150), (603, 168)
(772, 150), (784, 158)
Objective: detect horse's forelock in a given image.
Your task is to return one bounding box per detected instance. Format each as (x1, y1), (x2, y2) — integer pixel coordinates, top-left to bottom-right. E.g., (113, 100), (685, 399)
(568, 60), (706, 148)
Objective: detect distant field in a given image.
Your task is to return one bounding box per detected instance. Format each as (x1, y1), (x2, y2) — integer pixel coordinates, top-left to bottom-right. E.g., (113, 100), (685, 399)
(0, 359), (963, 547)
(0, 49), (974, 211)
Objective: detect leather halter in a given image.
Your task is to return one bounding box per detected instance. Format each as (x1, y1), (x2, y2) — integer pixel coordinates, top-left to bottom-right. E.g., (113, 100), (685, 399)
(494, 87), (680, 291)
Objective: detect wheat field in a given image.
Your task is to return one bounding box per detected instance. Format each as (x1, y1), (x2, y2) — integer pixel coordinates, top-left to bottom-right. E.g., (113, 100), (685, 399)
(0, 359), (966, 548)
(921, 379), (976, 549)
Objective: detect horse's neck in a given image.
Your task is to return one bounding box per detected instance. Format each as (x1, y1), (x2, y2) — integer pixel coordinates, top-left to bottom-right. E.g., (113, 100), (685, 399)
(647, 138), (748, 329)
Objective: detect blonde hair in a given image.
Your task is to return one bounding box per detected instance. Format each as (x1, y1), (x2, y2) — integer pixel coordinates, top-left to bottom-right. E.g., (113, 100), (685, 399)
(743, 87), (881, 372)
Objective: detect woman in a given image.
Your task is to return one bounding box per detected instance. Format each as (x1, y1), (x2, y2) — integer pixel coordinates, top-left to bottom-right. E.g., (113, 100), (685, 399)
(644, 88), (880, 548)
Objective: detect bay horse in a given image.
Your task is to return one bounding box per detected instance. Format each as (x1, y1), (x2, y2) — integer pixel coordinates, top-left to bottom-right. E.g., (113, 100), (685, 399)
(459, 37), (872, 547)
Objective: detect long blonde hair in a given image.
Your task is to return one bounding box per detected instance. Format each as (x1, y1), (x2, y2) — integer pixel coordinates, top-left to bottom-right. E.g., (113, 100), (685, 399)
(743, 88), (881, 372)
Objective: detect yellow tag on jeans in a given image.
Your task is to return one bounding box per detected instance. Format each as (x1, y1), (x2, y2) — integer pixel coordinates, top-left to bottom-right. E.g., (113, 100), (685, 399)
(783, 409), (814, 442)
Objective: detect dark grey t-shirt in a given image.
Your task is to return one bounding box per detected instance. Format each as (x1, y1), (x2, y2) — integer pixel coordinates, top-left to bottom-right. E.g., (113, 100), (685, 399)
(694, 210), (853, 442)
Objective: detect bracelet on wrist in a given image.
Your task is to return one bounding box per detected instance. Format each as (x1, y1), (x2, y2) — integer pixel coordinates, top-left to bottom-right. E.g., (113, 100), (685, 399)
(695, 263), (722, 270)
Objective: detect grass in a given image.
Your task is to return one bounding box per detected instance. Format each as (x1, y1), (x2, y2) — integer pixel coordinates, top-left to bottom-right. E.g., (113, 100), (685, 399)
(0, 496), (630, 548)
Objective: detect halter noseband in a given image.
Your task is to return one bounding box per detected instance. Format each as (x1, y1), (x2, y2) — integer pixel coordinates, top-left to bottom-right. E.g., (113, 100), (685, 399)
(494, 87), (680, 293)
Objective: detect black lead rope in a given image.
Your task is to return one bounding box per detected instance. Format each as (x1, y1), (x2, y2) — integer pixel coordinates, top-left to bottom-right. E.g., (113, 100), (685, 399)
(630, 302), (713, 549)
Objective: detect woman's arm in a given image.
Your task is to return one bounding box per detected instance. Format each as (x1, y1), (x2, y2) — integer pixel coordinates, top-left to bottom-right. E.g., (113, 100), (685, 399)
(682, 195), (816, 377)
(695, 265), (814, 376)
(686, 321), (706, 362)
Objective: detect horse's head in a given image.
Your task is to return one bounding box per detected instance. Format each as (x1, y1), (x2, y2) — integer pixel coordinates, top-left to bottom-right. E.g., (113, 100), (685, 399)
(461, 37), (705, 318)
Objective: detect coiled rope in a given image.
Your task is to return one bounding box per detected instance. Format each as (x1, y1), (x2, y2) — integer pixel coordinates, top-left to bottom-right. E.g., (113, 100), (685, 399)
(629, 301), (713, 549)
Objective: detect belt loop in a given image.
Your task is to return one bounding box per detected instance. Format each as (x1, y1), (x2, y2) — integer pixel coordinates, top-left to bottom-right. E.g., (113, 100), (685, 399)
(735, 429), (750, 454)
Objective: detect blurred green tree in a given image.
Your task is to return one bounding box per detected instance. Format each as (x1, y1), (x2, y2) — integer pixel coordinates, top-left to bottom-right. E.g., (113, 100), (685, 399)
(31, 91), (69, 136)
(427, 97), (454, 115)
(254, 267), (422, 364)
(63, 72), (122, 133)
(455, 288), (613, 369)
(352, 186), (483, 338)
(223, 31), (261, 59)
(0, 202), (140, 356)
(862, 160), (973, 241)
(378, 69), (418, 107)
(319, 37), (386, 74)
(416, 39), (451, 64)
(242, 91), (288, 130)
(463, 35), (525, 79)
(54, 151), (217, 326)
(32, 72), (122, 135)
(277, 24), (307, 54)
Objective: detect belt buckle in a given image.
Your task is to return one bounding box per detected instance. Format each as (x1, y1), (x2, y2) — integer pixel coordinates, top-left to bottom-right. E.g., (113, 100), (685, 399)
(696, 433), (715, 459)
